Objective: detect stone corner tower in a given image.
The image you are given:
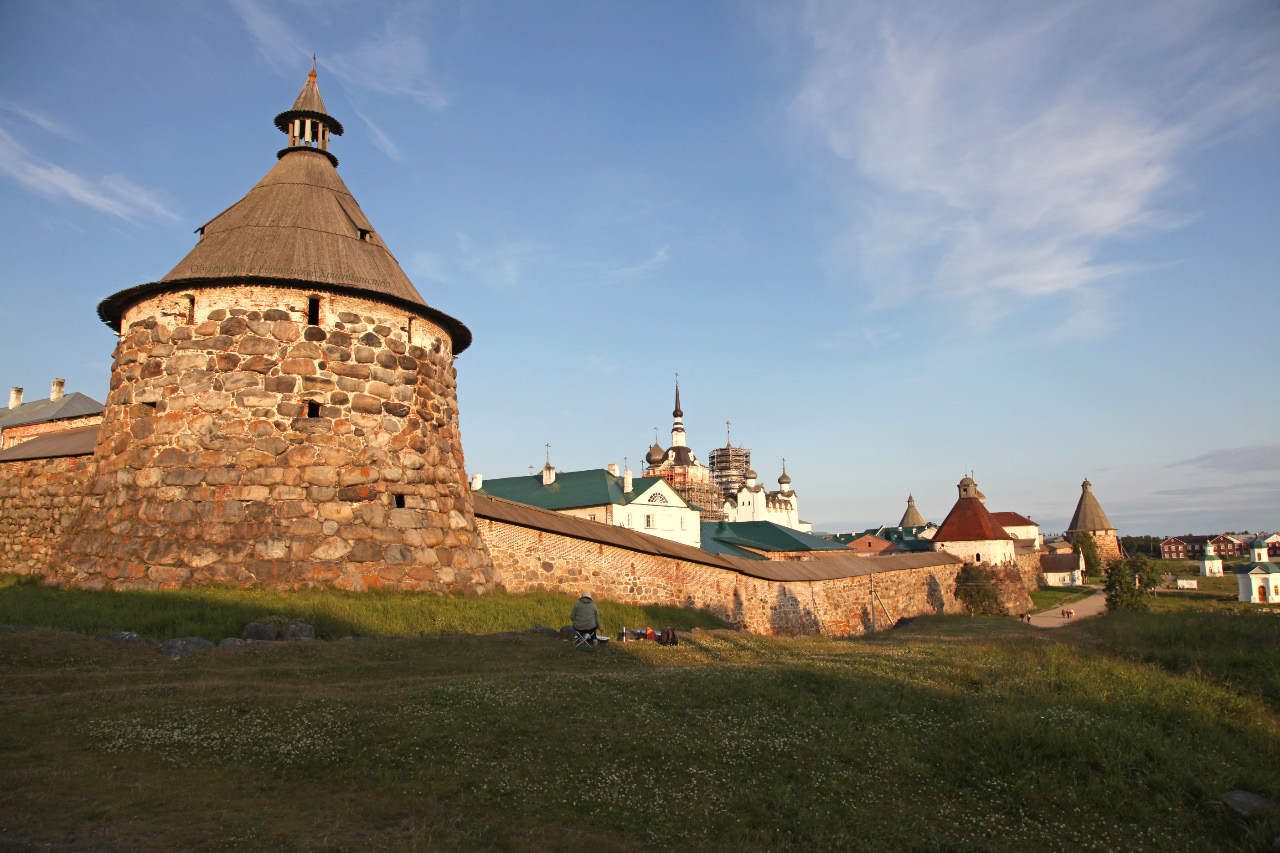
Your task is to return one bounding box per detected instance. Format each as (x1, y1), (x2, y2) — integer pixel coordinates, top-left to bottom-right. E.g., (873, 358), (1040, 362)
(54, 67), (495, 592)
(1066, 478), (1121, 562)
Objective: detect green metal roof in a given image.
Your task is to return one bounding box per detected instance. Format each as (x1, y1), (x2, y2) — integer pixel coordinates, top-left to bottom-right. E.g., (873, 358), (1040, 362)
(474, 469), (674, 512)
(701, 520), (851, 554)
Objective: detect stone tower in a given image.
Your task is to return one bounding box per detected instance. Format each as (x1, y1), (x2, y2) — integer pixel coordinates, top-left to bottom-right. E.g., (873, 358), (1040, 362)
(1066, 478), (1120, 562)
(54, 68), (495, 592)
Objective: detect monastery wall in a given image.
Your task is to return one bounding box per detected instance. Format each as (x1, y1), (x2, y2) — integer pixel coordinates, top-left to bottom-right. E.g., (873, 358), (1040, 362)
(52, 285), (495, 592)
(0, 455), (96, 576)
(478, 511), (970, 636)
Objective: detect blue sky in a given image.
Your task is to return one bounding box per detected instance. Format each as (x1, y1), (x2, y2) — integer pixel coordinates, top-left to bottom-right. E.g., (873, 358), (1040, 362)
(1, 0), (1277, 536)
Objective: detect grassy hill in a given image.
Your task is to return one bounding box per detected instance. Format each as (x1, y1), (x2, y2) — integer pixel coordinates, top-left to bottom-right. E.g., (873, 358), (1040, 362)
(1, 575), (1277, 852)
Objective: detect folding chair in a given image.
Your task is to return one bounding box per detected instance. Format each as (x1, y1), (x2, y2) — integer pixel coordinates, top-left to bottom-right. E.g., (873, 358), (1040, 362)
(571, 627), (599, 651)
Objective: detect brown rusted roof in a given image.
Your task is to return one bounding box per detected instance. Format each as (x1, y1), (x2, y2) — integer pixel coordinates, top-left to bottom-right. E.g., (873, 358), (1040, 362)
(1067, 478), (1114, 533)
(933, 497), (1014, 542)
(97, 73), (470, 352)
(0, 424), (99, 462)
(472, 493), (961, 582)
(1039, 550), (1080, 571)
(990, 511), (1036, 527)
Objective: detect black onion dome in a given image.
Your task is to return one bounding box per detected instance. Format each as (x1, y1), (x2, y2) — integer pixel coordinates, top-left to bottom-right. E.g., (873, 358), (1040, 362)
(646, 442), (665, 465)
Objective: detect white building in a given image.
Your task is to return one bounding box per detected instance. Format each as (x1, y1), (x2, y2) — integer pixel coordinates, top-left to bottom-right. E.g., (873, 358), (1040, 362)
(473, 463), (702, 548)
(1236, 536), (1280, 604)
(931, 476), (1016, 565)
(1200, 539), (1224, 577)
(721, 466), (811, 532)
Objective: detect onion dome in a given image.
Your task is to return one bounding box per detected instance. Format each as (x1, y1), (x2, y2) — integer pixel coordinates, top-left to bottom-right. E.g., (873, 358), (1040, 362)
(97, 65), (472, 352)
(778, 471), (791, 485)
(646, 442), (665, 466)
(746, 468), (758, 480)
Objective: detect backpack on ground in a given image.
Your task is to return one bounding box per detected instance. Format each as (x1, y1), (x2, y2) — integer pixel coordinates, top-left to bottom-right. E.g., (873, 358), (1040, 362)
(658, 626), (678, 646)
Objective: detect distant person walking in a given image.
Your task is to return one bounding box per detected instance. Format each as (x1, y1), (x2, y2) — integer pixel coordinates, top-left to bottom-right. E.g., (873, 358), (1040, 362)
(570, 591), (601, 644)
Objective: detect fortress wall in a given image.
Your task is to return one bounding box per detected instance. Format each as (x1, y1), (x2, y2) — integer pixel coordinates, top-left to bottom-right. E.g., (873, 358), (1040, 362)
(53, 285), (493, 592)
(478, 514), (967, 636)
(0, 455), (96, 576)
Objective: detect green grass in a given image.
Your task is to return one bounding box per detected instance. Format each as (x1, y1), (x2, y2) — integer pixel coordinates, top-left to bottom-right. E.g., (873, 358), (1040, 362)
(1027, 585), (1091, 613)
(1, 582), (1278, 852)
(0, 574), (724, 641)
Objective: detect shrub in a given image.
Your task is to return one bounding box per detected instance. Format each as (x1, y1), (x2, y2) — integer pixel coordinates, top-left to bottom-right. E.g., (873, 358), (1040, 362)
(954, 562), (1003, 615)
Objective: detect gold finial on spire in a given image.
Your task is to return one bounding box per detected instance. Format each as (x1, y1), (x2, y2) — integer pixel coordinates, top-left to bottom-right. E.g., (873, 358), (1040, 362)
(309, 54), (317, 80)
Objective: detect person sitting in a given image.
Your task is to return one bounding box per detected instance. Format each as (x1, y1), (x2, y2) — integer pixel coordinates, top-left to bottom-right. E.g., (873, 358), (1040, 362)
(570, 591), (601, 644)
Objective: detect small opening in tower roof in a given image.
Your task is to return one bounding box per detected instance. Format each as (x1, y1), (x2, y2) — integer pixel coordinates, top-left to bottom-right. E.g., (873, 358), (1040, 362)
(358, 228), (372, 242)
(307, 297), (320, 326)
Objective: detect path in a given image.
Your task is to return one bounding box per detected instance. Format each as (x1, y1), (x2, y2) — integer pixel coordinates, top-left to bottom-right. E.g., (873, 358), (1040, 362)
(1027, 588), (1107, 628)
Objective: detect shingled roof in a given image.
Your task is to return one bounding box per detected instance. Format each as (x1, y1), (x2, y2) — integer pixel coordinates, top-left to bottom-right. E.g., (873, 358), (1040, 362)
(0, 424), (99, 462)
(899, 494), (925, 528)
(0, 392), (102, 431)
(97, 70), (471, 352)
(1067, 478), (1114, 533)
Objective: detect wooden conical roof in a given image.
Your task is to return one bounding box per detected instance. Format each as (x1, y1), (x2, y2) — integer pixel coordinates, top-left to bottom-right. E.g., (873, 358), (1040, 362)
(1067, 479), (1114, 533)
(98, 71), (469, 351)
(899, 494), (925, 528)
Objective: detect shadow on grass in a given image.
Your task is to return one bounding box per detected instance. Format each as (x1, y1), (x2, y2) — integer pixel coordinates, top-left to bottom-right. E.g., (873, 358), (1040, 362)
(0, 574), (725, 643)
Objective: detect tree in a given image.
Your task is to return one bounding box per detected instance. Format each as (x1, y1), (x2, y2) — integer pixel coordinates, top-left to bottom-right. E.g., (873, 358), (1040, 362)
(1130, 553), (1162, 595)
(954, 562), (1003, 615)
(1104, 555), (1156, 611)
(1074, 531), (1102, 580)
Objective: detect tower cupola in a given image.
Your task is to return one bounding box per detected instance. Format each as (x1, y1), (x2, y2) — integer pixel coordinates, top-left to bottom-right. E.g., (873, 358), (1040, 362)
(273, 60), (344, 166)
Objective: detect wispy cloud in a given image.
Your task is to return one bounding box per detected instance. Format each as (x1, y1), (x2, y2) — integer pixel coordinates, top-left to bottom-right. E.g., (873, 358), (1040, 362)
(351, 106), (402, 161)
(412, 233), (547, 289)
(0, 126), (178, 223)
(785, 0), (1280, 332)
(229, 0), (449, 161)
(1152, 481), (1280, 498)
(228, 0), (311, 73)
(815, 324), (902, 352)
(328, 16), (449, 110)
(0, 100), (74, 139)
(1168, 444), (1280, 474)
(602, 246), (669, 282)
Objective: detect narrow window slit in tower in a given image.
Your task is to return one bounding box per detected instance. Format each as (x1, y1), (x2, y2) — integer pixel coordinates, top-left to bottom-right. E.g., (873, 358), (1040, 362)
(307, 297), (320, 325)
(394, 494), (405, 509)
(307, 401), (320, 418)
(184, 295), (195, 325)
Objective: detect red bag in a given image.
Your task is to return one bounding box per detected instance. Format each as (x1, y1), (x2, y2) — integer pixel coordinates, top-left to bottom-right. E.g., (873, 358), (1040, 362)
(644, 627), (657, 641)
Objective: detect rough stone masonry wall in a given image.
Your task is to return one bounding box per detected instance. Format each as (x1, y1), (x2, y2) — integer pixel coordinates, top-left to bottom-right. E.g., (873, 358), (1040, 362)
(0, 455), (96, 576)
(479, 515), (967, 637)
(53, 284), (494, 592)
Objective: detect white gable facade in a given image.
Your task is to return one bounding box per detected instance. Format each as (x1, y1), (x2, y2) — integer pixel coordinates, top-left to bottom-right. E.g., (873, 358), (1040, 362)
(615, 479), (701, 548)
